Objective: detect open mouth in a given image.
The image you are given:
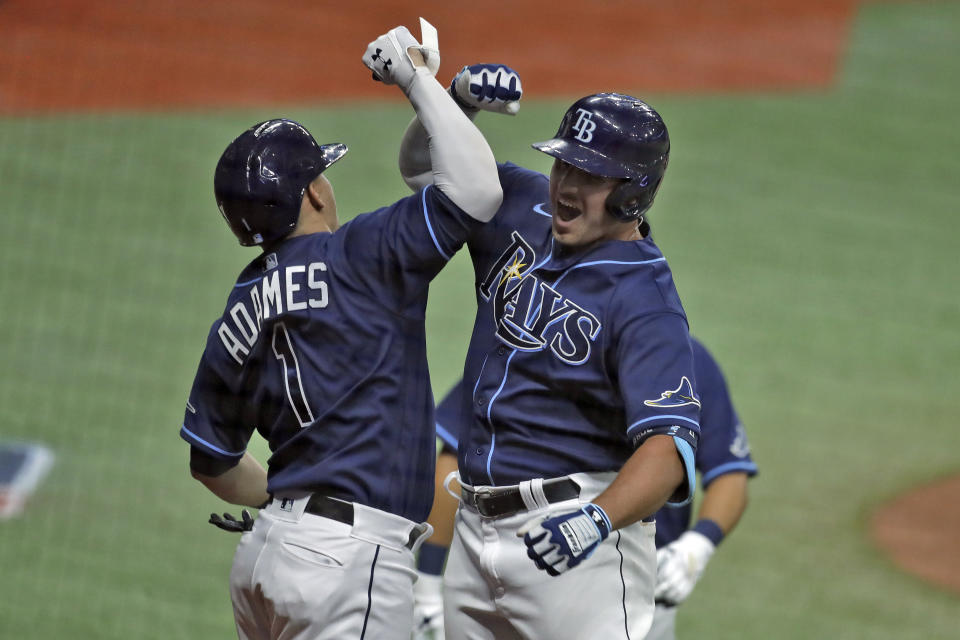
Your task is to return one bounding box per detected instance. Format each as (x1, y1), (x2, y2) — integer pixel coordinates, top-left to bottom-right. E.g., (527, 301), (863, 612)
(554, 200), (581, 223)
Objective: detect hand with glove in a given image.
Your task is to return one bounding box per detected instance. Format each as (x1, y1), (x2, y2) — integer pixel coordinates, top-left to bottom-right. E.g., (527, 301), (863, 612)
(363, 19), (440, 94)
(449, 64), (523, 115)
(209, 509), (255, 533)
(654, 529), (716, 606)
(412, 572), (445, 640)
(518, 503), (612, 576)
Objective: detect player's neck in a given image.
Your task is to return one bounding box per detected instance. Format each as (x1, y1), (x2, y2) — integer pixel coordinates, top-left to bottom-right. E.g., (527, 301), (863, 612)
(291, 181), (340, 237)
(289, 207), (339, 238)
(619, 222), (644, 242)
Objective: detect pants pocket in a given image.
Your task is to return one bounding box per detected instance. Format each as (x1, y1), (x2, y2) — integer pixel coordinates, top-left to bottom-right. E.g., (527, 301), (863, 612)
(280, 539), (346, 569)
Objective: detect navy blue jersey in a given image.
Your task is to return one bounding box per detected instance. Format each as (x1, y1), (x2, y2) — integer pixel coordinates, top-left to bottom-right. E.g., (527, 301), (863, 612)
(455, 163), (700, 487)
(180, 186), (478, 522)
(435, 337), (755, 541)
(652, 338), (757, 546)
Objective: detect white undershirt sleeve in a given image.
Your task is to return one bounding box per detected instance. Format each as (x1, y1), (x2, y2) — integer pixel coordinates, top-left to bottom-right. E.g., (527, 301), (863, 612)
(403, 69), (501, 222)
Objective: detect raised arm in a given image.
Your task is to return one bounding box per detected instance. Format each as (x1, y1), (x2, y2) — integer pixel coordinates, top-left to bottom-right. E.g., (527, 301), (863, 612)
(399, 63), (523, 191)
(363, 25), (504, 221)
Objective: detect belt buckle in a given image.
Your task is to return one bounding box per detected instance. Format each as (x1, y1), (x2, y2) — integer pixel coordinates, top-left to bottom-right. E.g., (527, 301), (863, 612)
(472, 487), (497, 517)
(472, 487), (492, 503)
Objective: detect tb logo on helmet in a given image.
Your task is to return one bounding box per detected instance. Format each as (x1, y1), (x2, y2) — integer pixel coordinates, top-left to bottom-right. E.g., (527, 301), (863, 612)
(572, 108), (597, 143)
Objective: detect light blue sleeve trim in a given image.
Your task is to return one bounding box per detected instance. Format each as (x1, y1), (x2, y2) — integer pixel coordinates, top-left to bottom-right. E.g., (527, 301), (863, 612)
(180, 424), (245, 458)
(436, 423), (458, 450)
(422, 186), (451, 261)
(701, 461), (758, 486)
(233, 276), (261, 288)
(667, 436), (697, 507)
(626, 414), (700, 435)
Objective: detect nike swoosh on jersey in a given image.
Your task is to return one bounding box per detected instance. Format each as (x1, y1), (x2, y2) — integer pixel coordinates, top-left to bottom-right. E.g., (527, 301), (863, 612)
(532, 203), (551, 218)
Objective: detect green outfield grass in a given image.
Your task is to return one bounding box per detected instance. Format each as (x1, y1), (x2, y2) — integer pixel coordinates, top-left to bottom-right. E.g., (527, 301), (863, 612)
(1, 2), (958, 638)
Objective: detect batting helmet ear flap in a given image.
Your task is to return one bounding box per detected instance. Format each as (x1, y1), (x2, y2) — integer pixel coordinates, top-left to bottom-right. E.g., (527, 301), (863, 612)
(605, 174), (663, 222)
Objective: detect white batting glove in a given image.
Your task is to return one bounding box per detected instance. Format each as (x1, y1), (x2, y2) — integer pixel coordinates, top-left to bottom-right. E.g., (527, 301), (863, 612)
(450, 64), (522, 115)
(654, 530), (716, 606)
(412, 572), (445, 639)
(417, 18), (441, 77)
(363, 25), (437, 93)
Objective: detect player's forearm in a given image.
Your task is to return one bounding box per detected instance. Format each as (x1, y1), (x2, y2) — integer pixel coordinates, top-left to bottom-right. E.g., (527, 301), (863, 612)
(592, 435), (683, 530)
(697, 472), (749, 535)
(425, 451), (460, 546)
(405, 70), (501, 221)
(399, 108), (479, 192)
(192, 452), (269, 508)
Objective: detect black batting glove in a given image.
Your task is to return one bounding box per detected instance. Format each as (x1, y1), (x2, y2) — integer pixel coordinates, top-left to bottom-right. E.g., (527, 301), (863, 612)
(209, 509), (255, 533)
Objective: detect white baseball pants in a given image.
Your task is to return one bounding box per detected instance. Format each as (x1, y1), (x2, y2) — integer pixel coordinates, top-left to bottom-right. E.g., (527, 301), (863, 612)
(644, 604), (678, 640)
(443, 472), (657, 640)
(229, 495), (432, 640)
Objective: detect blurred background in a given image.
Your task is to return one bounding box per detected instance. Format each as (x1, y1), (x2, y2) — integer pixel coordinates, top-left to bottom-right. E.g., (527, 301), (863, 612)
(1, 1), (958, 638)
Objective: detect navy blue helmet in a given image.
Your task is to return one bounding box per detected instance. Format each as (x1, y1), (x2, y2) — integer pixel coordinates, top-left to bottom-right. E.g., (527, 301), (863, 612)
(214, 119), (348, 246)
(532, 93), (669, 222)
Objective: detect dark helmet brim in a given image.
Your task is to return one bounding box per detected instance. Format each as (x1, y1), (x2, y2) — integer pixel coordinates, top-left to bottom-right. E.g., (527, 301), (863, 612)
(531, 138), (639, 180)
(318, 143), (348, 173)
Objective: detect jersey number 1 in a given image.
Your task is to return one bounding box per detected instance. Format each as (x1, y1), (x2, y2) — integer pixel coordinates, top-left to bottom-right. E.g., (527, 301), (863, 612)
(272, 322), (315, 428)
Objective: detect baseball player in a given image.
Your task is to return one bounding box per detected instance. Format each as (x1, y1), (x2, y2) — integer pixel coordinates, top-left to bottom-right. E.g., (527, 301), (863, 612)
(179, 24), (503, 640)
(647, 338), (758, 639)
(400, 65), (701, 639)
(421, 330), (758, 640)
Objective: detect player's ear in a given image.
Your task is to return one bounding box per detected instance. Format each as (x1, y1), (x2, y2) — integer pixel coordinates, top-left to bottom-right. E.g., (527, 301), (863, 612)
(305, 177), (326, 213)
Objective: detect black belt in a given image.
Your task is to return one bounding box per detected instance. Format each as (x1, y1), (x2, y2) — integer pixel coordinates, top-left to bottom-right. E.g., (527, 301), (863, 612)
(461, 478), (580, 518)
(292, 495), (421, 550)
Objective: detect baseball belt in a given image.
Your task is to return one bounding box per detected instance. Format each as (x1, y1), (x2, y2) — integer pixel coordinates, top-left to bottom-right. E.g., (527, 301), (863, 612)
(301, 494), (421, 550)
(461, 478), (580, 518)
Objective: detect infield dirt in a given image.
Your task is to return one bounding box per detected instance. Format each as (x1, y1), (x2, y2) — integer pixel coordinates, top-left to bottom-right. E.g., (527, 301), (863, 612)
(2, 0), (860, 114)
(0, 0), (954, 597)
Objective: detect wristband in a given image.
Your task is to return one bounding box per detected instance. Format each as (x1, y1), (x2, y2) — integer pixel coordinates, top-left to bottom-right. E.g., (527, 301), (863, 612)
(448, 84), (479, 113)
(692, 518), (725, 546)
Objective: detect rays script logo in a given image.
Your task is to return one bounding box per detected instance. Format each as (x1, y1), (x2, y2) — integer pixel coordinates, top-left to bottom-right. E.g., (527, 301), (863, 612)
(643, 376), (701, 408)
(479, 231), (601, 365)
